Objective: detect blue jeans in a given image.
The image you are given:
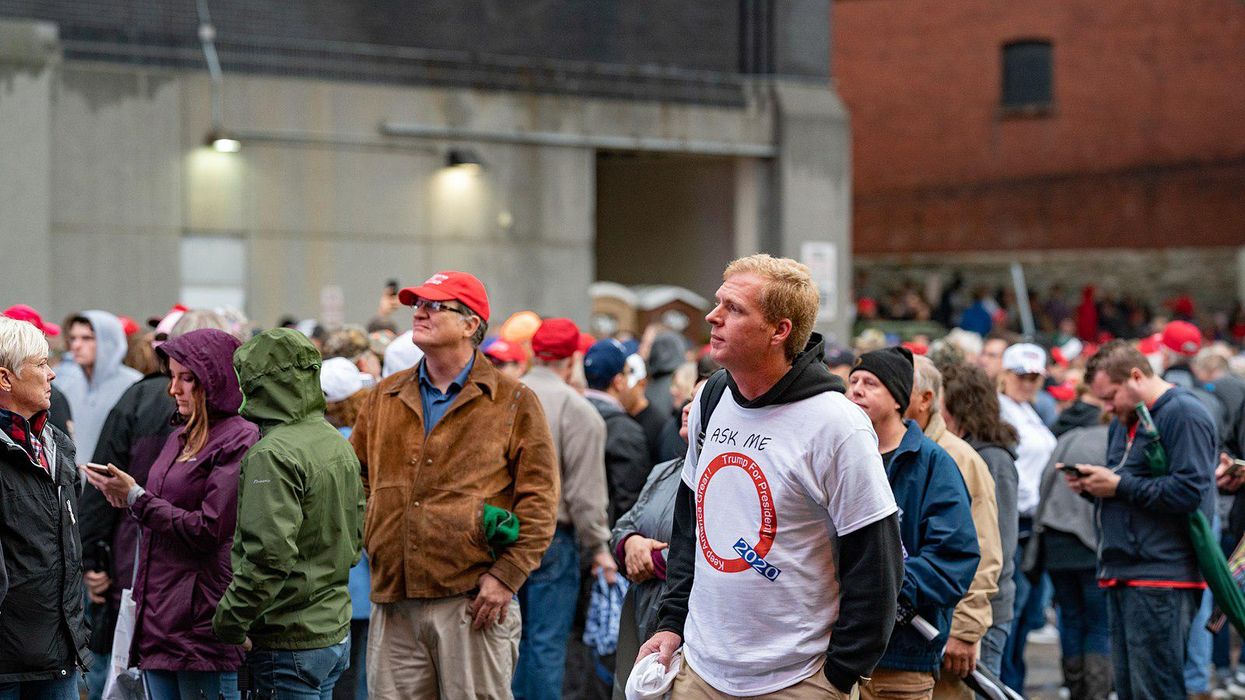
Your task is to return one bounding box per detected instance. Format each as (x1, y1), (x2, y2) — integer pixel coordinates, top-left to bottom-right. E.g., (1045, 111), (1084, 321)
(1107, 586), (1199, 700)
(1001, 534), (1050, 692)
(513, 527), (580, 700)
(85, 650), (109, 700)
(1049, 568), (1110, 659)
(248, 638), (351, 700)
(0, 676), (79, 700)
(144, 669), (240, 700)
(1185, 588), (1214, 692)
(978, 619), (1012, 680)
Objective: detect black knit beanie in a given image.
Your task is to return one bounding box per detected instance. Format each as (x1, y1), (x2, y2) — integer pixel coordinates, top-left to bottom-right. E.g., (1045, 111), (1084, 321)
(851, 346), (915, 416)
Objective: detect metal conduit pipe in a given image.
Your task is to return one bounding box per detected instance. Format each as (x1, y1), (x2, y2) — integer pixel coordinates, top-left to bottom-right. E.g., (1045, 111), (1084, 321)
(379, 121), (777, 159)
(195, 0), (223, 129)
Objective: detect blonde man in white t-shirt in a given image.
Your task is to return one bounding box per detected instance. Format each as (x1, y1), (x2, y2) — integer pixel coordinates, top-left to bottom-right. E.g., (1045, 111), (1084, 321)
(636, 254), (905, 699)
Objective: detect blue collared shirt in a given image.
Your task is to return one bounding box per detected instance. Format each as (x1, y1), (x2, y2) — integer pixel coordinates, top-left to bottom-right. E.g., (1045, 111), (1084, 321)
(417, 355), (475, 435)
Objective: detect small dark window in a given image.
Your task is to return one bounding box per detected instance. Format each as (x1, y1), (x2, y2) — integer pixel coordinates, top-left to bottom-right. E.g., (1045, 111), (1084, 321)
(1002, 41), (1052, 111)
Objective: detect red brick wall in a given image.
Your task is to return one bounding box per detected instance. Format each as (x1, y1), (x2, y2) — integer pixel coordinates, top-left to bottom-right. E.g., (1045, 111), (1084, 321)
(834, 0), (1245, 253)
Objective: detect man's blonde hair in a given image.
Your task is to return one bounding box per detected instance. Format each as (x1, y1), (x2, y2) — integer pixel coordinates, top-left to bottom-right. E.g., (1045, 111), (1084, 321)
(723, 254), (819, 360)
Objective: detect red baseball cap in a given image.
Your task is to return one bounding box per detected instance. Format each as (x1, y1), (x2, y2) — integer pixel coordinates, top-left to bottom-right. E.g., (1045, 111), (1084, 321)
(578, 332), (597, 356)
(1137, 334), (1162, 356)
(484, 339), (527, 365)
(119, 316), (140, 336)
(1047, 380), (1077, 402)
(1161, 320), (1202, 356)
(901, 341), (928, 356)
(147, 303), (188, 328)
(3, 304), (61, 336)
(399, 271), (490, 322)
(531, 318), (580, 361)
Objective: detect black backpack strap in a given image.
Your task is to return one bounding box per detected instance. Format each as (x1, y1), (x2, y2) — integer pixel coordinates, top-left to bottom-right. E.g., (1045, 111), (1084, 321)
(695, 370), (730, 454)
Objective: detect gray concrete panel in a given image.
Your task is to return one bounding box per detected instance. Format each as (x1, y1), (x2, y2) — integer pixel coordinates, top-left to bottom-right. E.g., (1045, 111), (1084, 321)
(772, 81), (853, 343)
(0, 20), (56, 311)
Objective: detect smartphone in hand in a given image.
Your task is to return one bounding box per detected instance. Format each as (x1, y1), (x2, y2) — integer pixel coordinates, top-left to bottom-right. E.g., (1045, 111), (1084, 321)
(85, 463), (114, 478)
(1058, 463), (1086, 478)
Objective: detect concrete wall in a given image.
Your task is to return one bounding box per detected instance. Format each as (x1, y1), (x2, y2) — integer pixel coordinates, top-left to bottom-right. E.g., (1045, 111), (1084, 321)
(0, 20), (56, 311)
(0, 34), (852, 333)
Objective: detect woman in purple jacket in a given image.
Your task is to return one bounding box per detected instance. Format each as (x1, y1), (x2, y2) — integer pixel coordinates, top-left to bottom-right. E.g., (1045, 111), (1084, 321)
(85, 328), (258, 700)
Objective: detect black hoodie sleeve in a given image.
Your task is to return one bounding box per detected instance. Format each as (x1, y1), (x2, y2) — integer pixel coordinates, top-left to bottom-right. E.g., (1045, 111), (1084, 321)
(822, 512), (904, 693)
(655, 480), (697, 637)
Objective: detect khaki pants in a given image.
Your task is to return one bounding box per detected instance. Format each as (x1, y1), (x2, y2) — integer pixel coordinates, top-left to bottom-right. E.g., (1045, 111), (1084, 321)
(672, 658), (859, 699)
(858, 669), (935, 700)
(367, 596), (521, 699)
(930, 673), (972, 700)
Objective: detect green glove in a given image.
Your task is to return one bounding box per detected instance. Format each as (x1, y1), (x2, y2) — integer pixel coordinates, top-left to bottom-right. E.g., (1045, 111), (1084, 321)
(482, 504), (519, 557)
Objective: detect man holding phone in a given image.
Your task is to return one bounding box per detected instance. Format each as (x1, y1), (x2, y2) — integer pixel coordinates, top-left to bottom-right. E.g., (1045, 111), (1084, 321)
(1064, 340), (1217, 700)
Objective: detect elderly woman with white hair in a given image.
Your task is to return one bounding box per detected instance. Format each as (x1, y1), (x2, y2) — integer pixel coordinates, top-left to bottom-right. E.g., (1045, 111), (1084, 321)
(0, 316), (92, 699)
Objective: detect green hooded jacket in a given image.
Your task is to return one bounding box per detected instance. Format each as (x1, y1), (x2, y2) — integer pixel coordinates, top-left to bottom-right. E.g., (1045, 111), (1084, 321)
(212, 329), (365, 650)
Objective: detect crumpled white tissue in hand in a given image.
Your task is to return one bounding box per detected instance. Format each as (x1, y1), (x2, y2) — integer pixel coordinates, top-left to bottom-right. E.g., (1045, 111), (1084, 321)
(626, 649), (683, 700)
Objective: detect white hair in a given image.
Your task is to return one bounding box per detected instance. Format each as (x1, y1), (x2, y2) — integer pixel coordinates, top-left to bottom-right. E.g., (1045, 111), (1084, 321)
(912, 354), (943, 415)
(0, 317), (49, 378)
(943, 328), (984, 357)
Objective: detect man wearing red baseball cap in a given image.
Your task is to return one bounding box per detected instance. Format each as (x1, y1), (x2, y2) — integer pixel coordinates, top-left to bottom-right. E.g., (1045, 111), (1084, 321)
(351, 271), (558, 697)
(1158, 320), (1203, 389)
(514, 318), (615, 696)
(483, 339), (527, 380)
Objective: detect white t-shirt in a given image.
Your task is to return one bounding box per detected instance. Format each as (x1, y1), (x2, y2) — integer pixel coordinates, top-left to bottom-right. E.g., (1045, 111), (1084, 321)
(998, 394), (1057, 516)
(681, 385), (898, 696)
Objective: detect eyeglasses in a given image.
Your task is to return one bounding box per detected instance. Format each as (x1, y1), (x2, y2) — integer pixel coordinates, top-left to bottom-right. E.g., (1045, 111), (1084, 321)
(410, 298), (467, 316)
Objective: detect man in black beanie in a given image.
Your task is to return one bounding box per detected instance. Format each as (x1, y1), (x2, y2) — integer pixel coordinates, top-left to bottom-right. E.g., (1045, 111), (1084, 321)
(849, 347), (980, 699)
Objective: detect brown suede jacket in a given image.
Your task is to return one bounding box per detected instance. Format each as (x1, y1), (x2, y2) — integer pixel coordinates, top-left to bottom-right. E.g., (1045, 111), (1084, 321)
(350, 351), (559, 600)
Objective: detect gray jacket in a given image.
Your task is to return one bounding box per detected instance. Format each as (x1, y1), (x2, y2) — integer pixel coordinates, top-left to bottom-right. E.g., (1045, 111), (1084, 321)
(521, 366), (611, 553)
(609, 457), (682, 696)
(53, 310), (142, 463)
(1035, 426), (1106, 555)
(969, 439), (1018, 626)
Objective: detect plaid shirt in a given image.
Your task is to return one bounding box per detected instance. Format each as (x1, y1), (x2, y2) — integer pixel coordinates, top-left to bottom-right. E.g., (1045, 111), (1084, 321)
(0, 408), (51, 473)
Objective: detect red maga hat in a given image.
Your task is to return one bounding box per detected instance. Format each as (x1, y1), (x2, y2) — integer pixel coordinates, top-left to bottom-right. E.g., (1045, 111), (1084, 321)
(484, 339), (527, 365)
(531, 318), (580, 361)
(3, 304), (61, 336)
(399, 271), (490, 322)
(1160, 320), (1202, 357)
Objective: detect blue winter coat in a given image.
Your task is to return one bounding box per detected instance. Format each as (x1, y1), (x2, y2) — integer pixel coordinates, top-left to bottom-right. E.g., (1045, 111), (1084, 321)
(879, 420), (980, 673)
(1096, 387), (1216, 583)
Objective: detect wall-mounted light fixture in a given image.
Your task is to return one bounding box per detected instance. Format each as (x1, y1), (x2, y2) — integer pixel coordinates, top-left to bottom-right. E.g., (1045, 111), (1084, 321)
(445, 148), (483, 171)
(206, 130), (241, 153)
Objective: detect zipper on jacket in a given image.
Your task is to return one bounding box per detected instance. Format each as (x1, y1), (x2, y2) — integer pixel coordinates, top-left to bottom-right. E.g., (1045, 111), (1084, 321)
(1096, 437), (1134, 570)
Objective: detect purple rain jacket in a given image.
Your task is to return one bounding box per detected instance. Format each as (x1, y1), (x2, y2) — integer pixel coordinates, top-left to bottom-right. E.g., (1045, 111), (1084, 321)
(129, 329), (259, 672)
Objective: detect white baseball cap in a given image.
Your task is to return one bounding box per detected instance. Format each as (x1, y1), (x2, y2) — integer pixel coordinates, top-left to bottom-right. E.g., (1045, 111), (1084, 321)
(320, 357), (368, 403)
(1002, 343), (1047, 376)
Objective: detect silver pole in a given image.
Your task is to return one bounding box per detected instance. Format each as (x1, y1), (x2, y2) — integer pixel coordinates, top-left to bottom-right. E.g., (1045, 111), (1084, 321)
(1010, 261), (1036, 339)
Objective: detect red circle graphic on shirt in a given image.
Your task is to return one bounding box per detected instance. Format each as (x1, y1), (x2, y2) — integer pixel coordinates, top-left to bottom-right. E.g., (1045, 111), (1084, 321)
(695, 451), (777, 573)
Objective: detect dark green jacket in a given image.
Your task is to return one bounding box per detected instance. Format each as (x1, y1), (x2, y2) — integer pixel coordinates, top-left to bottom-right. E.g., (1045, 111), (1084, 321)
(212, 329), (365, 650)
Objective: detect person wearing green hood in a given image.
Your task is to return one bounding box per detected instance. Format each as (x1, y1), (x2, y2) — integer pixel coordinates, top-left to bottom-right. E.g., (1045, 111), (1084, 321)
(211, 329), (365, 699)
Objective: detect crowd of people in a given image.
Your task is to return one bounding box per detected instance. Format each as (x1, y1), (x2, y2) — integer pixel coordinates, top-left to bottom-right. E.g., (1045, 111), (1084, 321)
(856, 274), (1245, 348)
(1, 255), (1244, 700)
